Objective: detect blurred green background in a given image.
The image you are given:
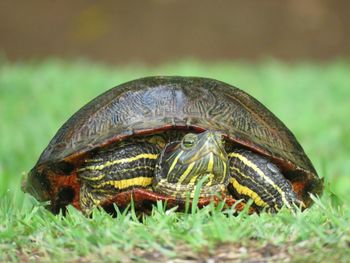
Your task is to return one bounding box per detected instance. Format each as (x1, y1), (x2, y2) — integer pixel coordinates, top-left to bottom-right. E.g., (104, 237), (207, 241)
(0, 1), (349, 207)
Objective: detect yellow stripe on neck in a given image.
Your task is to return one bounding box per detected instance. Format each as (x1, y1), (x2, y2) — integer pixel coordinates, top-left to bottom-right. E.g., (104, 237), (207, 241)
(230, 177), (268, 207)
(95, 177), (153, 189)
(79, 153), (159, 172)
(228, 152), (291, 209)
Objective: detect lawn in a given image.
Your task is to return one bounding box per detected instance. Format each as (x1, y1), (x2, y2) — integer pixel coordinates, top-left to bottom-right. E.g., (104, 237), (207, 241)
(0, 59), (349, 262)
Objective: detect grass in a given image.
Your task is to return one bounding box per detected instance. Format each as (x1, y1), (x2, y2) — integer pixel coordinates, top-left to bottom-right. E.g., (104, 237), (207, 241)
(0, 58), (349, 262)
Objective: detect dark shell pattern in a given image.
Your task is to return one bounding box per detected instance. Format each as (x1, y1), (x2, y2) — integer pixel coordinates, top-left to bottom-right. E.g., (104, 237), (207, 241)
(34, 76), (323, 203)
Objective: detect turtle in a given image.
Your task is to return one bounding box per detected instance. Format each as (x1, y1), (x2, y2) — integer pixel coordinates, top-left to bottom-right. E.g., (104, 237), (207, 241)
(23, 76), (323, 215)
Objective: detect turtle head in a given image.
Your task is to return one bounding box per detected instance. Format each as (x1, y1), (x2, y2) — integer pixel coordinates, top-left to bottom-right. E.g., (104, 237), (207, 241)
(22, 167), (51, 203)
(153, 131), (229, 198)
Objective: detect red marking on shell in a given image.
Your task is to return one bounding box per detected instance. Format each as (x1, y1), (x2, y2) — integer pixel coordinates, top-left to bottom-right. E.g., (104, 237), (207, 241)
(49, 172), (81, 210)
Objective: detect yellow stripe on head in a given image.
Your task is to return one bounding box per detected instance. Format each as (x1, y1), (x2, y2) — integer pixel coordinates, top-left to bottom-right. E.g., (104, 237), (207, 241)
(177, 162), (196, 183)
(207, 152), (214, 172)
(167, 150), (184, 176)
(221, 160), (227, 184)
(206, 173), (215, 186)
(189, 173), (201, 185)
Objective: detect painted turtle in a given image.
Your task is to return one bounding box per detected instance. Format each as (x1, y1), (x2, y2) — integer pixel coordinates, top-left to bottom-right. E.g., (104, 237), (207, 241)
(23, 76), (323, 215)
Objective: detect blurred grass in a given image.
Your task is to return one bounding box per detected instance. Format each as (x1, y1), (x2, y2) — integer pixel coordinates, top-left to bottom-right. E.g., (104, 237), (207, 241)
(0, 59), (349, 261)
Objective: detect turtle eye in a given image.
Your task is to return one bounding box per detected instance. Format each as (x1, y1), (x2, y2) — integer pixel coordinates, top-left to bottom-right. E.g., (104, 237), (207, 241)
(182, 133), (197, 149)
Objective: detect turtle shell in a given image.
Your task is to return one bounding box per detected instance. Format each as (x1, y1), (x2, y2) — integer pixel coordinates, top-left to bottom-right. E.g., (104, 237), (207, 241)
(27, 76), (323, 211)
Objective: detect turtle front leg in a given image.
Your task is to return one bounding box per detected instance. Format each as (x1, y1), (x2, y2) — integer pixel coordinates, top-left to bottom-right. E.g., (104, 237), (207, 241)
(227, 149), (300, 212)
(77, 141), (160, 215)
(79, 183), (109, 215)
